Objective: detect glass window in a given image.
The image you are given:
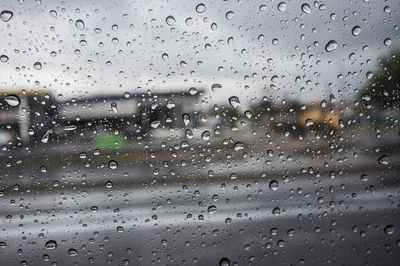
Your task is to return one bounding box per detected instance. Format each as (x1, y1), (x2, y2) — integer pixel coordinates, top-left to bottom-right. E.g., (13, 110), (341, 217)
(0, 0), (399, 265)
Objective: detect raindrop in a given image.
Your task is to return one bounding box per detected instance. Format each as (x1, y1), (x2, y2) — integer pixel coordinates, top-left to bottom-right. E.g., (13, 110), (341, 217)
(185, 17), (193, 26)
(0, 11), (13, 22)
(105, 181), (113, 189)
(277, 2), (287, 12)
(301, 3), (311, 14)
(189, 87), (198, 95)
(208, 205), (217, 214)
(165, 15), (175, 26)
(166, 99), (175, 109)
(211, 84), (222, 92)
(378, 155), (389, 165)
(366, 71), (373, 79)
(305, 119), (314, 126)
(352, 26), (361, 36)
(182, 113), (190, 126)
(201, 131), (210, 141)
(225, 11), (235, 20)
(244, 110), (253, 119)
(45, 240), (57, 250)
(49, 10), (57, 17)
(68, 249), (78, 257)
(5, 95), (20, 107)
(325, 40), (338, 52)
(64, 125), (77, 131)
(220, 258), (230, 266)
(269, 180), (279, 191)
(272, 207), (281, 216)
(384, 38), (391, 46)
(41, 130), (52, 143)
(384, 225), (395, 235)
(162, 53), (169, 60)
(33, 62), (42, 70)
(233, 142), (244, 151)
(361, 94), (371, 102)
(75, 19), (85, 30)
(108, 160), (118, 170)
(0, 55), (9, 63)
(151, 121), (160, 128)
(228, 96), (240, 108)
(111, 102), (118, 113)
(196, 3), (206, 13)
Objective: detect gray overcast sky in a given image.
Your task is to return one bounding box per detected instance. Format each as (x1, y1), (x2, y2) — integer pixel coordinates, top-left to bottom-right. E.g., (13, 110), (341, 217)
(0, 0), (399, 106)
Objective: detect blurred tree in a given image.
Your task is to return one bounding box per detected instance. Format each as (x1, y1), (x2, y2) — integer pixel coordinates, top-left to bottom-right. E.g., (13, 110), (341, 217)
(358, 50), (400, 110)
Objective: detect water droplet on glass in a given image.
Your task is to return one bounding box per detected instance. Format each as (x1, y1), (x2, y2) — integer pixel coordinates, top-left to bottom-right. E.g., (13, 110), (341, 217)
(207, 205), (217, 214)
(229, 96), (240, 108)
(105, 181), (113, 189)
(165, 15), (175, 26)
(225, 11), (234, 20)
(219, 258), (230, 266)
(182, 113), (190, 126)
(151, 121), (160, 128)
(49, 10), (57, 17)
(68, 249), (78, 257)
(189, 87), (197, 95)
(272, 207), (281, 216)
(366, 71), (373, 79)
(277, 2), (287, 12)
(201, 131), (210, 141)
(108, 160), (118, 170)
(162, 53), (169, 60)
(196, 3), (206, 13)
(75, 19), (85, 30)
(5, 95), (20, 106)
(0, 11), (13, 22)
(45, 240), (57, 250)
(166, 99), (175, 109)
(33, 62), (42, 70)
(211, 84), (222, 92)
(63, 125), (77, 131)
(384, 38), (392, 46)
(305, 119), (314, 126)
(0, 55), (9, 63)
(41, 130), (52, 143)
(325, 40), (338, 52)
(361, 94), (371, 101)
(301, 3), (311, 14)
(185, 17), (193, 26)
(384, 225), (395, 235)
(244, 110), (253, 119)
(352, 26), (361, 36)
(233, 142), (244, 151)
(378, 155), (389, 165)
(269, 180), (279, 191)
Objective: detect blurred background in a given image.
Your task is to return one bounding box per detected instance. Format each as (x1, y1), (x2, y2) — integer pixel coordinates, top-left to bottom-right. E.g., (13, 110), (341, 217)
(0, 0), (399, 265)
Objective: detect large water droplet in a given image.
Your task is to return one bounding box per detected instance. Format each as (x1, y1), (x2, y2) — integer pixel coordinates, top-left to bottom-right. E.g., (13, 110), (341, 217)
(233, 142), (244, 151)
(0, 11), (13, 22)
(229, 96), (240, 108)
(182, 113), (190, 126)
(41, 130), (52, 143)
(165, 15), (175, 26)
(0, 55), (9, 63)
(75, 19), (85, 30)
(325, 40), (338, 52)
(105, 181), (113, 189)
(211, 84), (222, 92)
(352, 26), (362, 36)
(384, 225), (395, 235)
(68, 249), (78, 256)
(384, 38), (392, 46)
(378, 155), (389, 165)
(33, 62), (42, 70)
(166, 99), (175, 109)
(201, 131), (210, 141)
(151, 121), (160, 128)
(207, 205), (217, 214)
(277, 2), (287, 12)
(272, 207), (281, 216)
(269, 180), (279, 191)
(301, 3), (311, 14)
(219, 258), (230, 266)
(225, 11), (235, 20)
(196, 3), (206, 13)
(45, 240), (57, 250)
(162, 53), (169, 60)
(5, 95), (20, 107)
(108, 160), (118, 170)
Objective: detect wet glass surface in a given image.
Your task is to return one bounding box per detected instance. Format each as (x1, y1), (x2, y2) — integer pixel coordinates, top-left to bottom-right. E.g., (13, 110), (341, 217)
(0, 0), (400, 265)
